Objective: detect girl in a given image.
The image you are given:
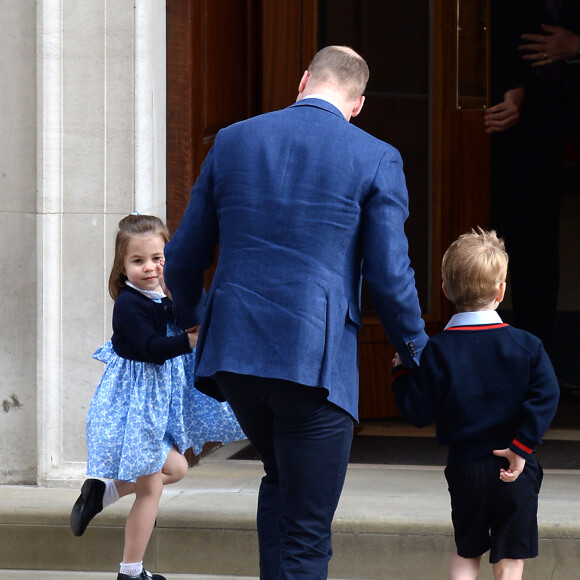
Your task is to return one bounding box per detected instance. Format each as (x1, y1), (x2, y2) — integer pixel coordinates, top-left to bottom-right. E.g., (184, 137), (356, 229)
(71, 214), (245, 580)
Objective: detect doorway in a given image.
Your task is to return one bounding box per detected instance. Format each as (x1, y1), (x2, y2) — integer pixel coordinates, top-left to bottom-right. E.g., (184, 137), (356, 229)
(167, 1), (558, 421)
(315, 1), (492, 417)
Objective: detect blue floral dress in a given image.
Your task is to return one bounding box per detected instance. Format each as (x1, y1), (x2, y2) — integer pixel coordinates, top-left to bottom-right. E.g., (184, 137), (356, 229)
(86, 323), (246, 482)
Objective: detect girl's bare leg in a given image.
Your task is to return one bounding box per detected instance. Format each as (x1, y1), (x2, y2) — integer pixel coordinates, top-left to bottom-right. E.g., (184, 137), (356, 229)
(161, 446), (188, 484)
(449, 551), (482, 580)
(492, 559), (524, 580)
(122, 470), (163, 564)
(114, 447), (188, 498)
(114, 479), (136, 498)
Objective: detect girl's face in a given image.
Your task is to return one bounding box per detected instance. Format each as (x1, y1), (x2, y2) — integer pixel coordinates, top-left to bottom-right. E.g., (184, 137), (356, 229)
(122, 233), (166, 293)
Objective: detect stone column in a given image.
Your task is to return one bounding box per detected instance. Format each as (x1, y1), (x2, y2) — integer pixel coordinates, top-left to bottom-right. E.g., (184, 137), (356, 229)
(35, 0), (167, 486)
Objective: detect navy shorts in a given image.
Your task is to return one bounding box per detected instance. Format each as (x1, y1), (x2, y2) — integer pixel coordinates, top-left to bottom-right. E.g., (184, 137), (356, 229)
(444, 454), (543, 563)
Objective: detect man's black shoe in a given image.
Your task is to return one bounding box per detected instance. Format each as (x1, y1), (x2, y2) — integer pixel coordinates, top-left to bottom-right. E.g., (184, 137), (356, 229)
(70, 478), (106, 536)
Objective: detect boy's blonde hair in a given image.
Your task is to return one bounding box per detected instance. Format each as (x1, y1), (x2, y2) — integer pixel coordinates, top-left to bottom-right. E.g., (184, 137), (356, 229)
(108, 214), (170, 301)
(441, 227), (508, 310)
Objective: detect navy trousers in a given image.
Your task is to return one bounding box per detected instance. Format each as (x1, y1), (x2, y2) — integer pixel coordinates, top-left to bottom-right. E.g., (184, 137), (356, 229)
(214, 372), (354, 580)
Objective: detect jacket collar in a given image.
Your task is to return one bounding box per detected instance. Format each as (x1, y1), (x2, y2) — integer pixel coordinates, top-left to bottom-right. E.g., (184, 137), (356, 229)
(289, 97), (346, 120)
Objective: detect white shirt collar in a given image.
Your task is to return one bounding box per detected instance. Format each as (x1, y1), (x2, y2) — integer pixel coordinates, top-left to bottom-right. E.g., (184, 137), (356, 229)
(301, 94), (346, 118)
(125, 281), (166, 302)
(445, 310), (503, 329)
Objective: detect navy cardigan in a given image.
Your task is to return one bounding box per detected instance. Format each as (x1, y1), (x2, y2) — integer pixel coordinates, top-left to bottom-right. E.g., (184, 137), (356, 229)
(391, 323), (560, 465)
(111, 286), (191, 365)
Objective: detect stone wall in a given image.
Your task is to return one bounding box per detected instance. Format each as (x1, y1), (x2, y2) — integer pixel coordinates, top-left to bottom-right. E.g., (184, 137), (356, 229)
(0, 0), (167, 485)
(0, 0), (38, 484)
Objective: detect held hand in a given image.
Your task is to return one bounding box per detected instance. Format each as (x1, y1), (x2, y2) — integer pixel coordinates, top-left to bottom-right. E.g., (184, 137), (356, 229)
(392, 353), (403, 367)
(493, 448), (526, 482)
(186, 324), (200, 349)
(484, 88), (525, 134)
(520, 24), (580, 66)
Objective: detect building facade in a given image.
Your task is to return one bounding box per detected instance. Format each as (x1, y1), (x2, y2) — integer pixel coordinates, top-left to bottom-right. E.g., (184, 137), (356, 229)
(1, 0), (167, 485)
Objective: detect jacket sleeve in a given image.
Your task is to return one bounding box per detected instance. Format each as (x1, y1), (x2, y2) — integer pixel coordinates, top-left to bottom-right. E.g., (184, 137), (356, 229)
(509, 342), (560, 460)
(360, 147), (428, 367)
(390, 340), (440, 427)
(164, 146), (219, 329)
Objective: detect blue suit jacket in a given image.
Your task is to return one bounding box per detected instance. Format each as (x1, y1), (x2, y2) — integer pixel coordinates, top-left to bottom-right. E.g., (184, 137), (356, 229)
(164, 98), (427, 420)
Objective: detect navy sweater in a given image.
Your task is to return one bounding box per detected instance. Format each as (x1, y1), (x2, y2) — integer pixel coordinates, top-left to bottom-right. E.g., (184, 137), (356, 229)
(111, 286), (192, 365)
(391, 322), (560, 465)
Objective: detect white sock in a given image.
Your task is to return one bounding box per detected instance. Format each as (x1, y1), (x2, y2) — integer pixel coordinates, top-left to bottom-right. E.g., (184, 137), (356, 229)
(102, 479), (120, 508)
(119, 561), (143, 577)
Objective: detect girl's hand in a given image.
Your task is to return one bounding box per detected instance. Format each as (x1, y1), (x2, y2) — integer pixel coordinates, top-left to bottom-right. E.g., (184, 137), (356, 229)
(157, 259), (172, 299)
(392, 353), (403, 367)
(186, 325), (200, 349)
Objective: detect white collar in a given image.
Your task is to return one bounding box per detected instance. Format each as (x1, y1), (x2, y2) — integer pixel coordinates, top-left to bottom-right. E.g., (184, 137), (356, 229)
(125, 281), (166, 301)
(445, 310), (503, 329)
(301, 94), (346, 118)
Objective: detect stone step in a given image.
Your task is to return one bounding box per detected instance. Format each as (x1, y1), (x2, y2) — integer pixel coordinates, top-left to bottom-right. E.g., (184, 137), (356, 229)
(1, 442), (579, 579)
(0, 574), (255, 580)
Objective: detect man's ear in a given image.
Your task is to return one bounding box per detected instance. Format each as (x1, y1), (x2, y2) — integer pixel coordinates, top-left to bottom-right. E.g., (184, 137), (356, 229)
(297, 70), (310, 96)
(350, 95), (365, 118)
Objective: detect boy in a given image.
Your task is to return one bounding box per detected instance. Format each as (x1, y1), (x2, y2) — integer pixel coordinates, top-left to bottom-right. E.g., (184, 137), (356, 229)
(391, 228), (559, 580)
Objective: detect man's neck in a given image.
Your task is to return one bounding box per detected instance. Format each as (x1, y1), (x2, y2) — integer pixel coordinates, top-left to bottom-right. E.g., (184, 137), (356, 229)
(299, 92), (348, 119)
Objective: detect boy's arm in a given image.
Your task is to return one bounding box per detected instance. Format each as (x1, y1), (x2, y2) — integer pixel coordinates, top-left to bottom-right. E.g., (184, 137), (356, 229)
(390, 342), (440, 427)
(508, 343), (560, 461)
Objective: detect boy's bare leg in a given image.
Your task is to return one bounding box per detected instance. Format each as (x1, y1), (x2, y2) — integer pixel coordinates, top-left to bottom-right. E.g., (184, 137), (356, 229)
(492, 558), (524, 580)
(449, 551), (482, 580)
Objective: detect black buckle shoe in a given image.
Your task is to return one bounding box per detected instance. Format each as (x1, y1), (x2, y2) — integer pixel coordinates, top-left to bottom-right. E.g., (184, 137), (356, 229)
(70, 478), (106, 536)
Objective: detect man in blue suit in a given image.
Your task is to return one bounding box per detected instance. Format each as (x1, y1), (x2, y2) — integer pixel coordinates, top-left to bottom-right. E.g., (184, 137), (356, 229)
(164, 45), (428, 580)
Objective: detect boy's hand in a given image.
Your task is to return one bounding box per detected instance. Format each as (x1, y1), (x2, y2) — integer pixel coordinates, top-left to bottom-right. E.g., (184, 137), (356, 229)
(493, 448), (526, 482)
(392, 353), (403, 367)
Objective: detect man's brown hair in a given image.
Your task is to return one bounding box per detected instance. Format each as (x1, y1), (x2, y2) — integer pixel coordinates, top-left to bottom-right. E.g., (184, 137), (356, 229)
(307, 45), (369, 101)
